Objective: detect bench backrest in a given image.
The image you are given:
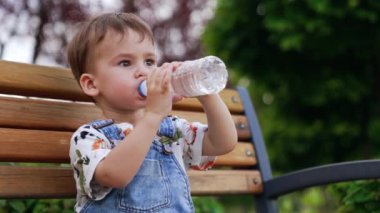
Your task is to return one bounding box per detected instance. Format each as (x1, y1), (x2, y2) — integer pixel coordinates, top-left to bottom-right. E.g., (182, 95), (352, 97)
(0, 60), (264, 198)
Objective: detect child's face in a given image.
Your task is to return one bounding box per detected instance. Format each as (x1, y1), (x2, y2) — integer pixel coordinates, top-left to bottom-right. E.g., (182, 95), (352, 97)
(86, 29), (157, 113)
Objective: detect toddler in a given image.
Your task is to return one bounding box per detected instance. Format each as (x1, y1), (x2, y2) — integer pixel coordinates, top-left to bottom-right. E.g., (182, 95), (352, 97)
(67, 12), (237, 213)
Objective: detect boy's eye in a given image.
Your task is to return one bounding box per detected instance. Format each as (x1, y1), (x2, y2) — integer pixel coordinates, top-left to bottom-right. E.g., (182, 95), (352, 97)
(145, 59), (156, 66)
(118, 60), (130, 67)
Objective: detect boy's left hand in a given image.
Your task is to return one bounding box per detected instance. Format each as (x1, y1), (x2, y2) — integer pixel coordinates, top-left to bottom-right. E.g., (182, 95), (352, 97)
(171, 61), (184, 103)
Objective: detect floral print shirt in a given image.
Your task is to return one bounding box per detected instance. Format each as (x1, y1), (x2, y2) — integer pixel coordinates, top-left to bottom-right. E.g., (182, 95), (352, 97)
(69, 116), (216, 212)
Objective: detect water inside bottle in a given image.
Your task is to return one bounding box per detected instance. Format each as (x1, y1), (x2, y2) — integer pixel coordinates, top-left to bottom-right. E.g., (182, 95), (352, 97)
(171, 56), (227, 97)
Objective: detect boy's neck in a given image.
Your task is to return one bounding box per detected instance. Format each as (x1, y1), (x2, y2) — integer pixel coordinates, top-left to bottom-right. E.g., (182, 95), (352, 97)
(101, 108), (146, 126)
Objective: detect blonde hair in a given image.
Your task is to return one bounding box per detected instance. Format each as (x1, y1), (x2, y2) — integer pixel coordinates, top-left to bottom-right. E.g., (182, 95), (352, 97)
(67, 13), (154, 82)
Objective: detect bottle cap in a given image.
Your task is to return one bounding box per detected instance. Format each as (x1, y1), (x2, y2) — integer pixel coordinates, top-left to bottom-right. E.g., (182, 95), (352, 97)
(138, 80), (147, 97)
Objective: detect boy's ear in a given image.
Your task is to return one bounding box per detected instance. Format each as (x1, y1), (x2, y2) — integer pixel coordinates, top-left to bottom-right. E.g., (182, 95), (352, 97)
(79, 73), (99, 97)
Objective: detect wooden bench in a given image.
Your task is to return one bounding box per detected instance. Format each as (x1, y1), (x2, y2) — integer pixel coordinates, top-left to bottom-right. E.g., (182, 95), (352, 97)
(0, 60), (379, 212)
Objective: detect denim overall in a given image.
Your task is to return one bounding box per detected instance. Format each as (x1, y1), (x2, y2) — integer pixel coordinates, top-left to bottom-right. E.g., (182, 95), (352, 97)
(80, 118), (194, 213)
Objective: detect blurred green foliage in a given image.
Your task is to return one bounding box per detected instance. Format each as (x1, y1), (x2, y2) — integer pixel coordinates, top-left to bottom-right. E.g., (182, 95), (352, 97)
(331, 180), (380, 213)
(0, 197), (228, 213)
(0, 197), (225, 213)
(203, 0), (380, 211)
(204, 0), (380, 170)
(0, 199), (75, 213)
(278, 187), (337, 213)
(193, 197), (224, 213)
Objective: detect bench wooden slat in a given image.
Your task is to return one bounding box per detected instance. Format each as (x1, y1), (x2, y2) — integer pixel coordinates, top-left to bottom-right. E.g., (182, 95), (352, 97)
(175, 90), (244, 113)
(0, 166), (75, 198)
(0, 128), (71, 163)
(0, 97), (251, 139)
(188, 170), (263, 195)
(0, 60), (244, 113)
(0, 166), (262, 198)
(0, 60), (87, 102)
(217, 142), (256, 166)
(0, 128), (256, 166)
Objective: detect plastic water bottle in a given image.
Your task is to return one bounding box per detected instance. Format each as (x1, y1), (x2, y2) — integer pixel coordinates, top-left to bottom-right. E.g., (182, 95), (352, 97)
(138, 56), (228, 97)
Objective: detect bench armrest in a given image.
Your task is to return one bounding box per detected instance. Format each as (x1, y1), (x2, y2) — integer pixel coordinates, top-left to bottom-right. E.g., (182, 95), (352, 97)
(265, 159), (380, 199)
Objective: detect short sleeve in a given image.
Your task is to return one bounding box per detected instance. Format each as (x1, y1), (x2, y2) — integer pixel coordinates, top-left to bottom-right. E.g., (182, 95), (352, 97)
(176, 118), (216, 170)
(69, 125), (112, 200)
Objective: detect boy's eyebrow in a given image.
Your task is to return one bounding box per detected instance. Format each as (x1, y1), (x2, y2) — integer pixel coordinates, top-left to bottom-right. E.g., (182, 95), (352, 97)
(143, 52), (157, 58)
(114, 52), (157, 58)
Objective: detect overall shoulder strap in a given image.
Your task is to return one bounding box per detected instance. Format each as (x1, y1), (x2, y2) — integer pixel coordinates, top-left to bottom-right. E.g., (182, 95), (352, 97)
(89, 119), (125, 148)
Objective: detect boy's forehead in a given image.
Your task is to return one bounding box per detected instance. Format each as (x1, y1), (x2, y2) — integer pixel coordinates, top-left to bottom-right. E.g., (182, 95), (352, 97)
(88, 28), (156, 59)
(96, 27), (153, 45)
(105, 28), (155, 49)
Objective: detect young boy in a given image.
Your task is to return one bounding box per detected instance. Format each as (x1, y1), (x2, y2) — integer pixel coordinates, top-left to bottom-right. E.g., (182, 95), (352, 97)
(67, 12), (237, 213)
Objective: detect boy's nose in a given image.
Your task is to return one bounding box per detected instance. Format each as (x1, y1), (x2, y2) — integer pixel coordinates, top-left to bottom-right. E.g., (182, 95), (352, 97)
(134, 65), (149, 78)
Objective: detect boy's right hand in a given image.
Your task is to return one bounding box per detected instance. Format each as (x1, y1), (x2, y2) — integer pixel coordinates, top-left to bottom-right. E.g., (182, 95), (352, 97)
(145, 63), (174, 119)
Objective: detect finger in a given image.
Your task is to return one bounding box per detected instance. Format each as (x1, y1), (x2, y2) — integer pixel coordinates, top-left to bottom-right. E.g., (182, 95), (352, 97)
(172, 93), (183, 103)
(161, 62), (171, 67)
(171, 61), (182, 69)
(147, 67), (158, 88)
(161, 66), (172, 93)
(153, 63), (168, 84)
(155, 64), (168, 86)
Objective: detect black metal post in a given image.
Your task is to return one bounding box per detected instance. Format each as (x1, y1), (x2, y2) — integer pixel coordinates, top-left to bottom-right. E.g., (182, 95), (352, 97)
(237, 87), (278, 213)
